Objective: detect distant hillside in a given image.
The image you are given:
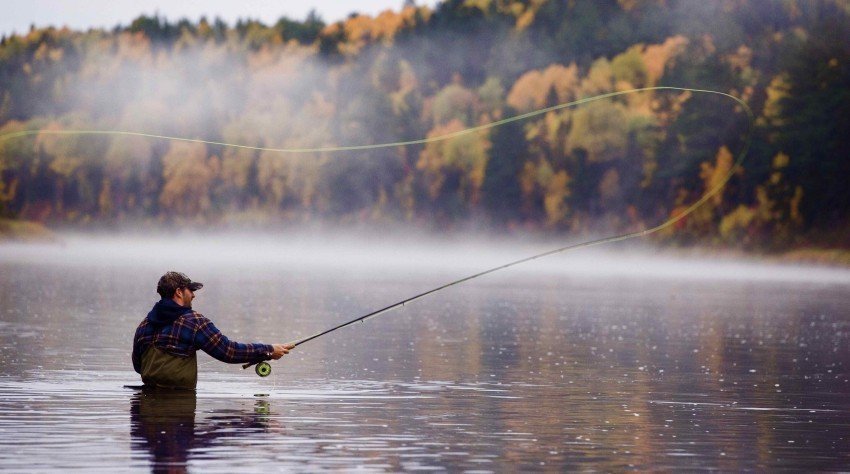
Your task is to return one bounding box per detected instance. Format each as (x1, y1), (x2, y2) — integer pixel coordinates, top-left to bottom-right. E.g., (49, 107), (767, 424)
(0, 0), (848, 250)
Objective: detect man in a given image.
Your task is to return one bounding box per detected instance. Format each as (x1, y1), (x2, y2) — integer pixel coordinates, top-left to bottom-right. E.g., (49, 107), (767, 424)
(133, 271), (294, 389)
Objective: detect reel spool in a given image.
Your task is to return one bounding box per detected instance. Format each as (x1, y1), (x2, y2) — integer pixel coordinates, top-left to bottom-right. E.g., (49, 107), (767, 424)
(255, 361), (272, 377)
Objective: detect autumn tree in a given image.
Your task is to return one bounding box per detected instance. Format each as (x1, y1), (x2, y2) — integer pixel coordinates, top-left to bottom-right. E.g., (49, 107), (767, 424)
(159, 141), (217, 219)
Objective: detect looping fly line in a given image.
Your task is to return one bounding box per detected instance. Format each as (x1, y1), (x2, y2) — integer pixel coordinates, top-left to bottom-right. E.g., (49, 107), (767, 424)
(0, 86), (749, 155)
(0, 86), (754, 351)
(278, 87), (752, 350)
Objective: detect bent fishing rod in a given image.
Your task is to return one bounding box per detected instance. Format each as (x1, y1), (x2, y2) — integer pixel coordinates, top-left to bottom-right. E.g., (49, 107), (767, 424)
(244, 234), (631, 372)
(243, 237), (622, 376)
(243, 87), (753, 377)
(242, 224), (682, 376)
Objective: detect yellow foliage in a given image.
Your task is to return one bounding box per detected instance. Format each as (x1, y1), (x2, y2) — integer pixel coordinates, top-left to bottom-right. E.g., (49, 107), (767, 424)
(725, 45), (753, 72)
(516, 10), (536, 30)
(35, 123), (79, 177)
(464, 0), (492, 10)
(516, 0), (547, 30)
(519, 161), (536, 198)
(257, 150), (326, 209)
(754, 185), (772, 221)
(565, 101), (628, 162)
(477, 77), (504, 113)
(398, 60), (418, 92)
(772, 151), (790, 169)
(432, 84), (477, 125)
(611, 45), (647, 89)
(700, 146), (734, 206)
(757, 74), (790, 132)
(544, 170), (571, 227)
(417, 119), (491, 203)
(543, 64), (579, 103)
(719, 204), (756, 240)
(97, 178), (113, 216)
(535, 159), (554, 187)
(220, 148), (255, 191)
(33, 42), (64, 63)
(159, 142), (217, 217)
(790, 186), (804, 224)
(641, 158), (657, 189)
(580, 58), (614, 96)
(544, 111), (567, 151)
(462, 0), (545, 29)
(103, 135), (154, 181)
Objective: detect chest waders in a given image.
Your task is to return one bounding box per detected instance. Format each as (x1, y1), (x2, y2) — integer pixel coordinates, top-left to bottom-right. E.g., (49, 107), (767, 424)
(140, 346), (198, 390)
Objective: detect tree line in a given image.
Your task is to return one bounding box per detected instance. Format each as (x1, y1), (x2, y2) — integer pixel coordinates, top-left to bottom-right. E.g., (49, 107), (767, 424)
(0, 0), (848, 249)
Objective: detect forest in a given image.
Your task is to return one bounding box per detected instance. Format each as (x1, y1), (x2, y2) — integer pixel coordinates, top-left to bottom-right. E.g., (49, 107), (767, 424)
(0, 0), (848, 251)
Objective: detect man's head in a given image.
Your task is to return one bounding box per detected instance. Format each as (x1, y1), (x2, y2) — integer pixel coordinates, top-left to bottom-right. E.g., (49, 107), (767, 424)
(157, 271), (203, 306)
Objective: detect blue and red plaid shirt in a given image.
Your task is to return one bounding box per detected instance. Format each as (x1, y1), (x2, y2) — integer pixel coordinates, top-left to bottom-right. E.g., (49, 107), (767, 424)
(132, 305), (273, 374)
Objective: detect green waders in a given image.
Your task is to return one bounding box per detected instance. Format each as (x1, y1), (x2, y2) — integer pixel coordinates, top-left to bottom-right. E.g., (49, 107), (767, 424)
(140, 346), (198, 390)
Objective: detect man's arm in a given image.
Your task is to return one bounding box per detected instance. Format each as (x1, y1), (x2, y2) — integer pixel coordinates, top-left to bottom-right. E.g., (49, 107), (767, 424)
(192, 313), (282, 364)
(131, 320), (150, 374)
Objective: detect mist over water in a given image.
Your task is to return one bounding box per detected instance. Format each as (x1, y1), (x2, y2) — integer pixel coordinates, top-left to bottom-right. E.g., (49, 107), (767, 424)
(2, 231), (849, 284)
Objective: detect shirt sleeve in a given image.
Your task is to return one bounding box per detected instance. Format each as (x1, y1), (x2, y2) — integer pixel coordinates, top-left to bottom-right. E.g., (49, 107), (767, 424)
(191, 313), (274, 364)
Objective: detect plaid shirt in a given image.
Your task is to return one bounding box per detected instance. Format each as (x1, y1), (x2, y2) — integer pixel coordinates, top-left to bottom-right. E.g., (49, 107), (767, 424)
(132, 310), (273, 374)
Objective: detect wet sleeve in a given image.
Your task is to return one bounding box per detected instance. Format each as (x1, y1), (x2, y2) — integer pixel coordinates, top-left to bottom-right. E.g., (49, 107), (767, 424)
(192, 314), (274, 364)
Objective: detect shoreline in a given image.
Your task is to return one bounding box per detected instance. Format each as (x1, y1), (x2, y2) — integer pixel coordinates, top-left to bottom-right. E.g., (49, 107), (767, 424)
(0, 218), (57, 242)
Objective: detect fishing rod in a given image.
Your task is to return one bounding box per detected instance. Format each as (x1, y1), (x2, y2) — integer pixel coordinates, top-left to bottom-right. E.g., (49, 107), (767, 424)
(242, 229), (655, 376)
(242, 87), (754, 377)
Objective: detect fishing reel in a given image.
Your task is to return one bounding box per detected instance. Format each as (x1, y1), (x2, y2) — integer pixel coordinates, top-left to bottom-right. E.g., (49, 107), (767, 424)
(243, 361), (272, 377)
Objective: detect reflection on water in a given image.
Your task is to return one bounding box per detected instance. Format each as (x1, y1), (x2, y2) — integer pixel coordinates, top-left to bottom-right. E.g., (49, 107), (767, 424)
(1, 236), (850, 470)
(131, 389), (198, 472)
(130, 388), (277, 473)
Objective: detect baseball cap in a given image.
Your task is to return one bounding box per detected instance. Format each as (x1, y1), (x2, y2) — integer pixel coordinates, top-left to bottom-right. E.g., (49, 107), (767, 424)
(157, 271), (204, 297)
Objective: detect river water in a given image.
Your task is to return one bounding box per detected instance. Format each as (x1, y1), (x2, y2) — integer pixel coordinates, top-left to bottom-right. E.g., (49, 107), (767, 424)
(1, 234), (849, 471)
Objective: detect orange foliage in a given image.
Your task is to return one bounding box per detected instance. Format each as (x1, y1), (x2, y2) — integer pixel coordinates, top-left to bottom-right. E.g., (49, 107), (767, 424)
(641, 36), (688, 86)
(339, 7), (422, 54)
(506, 64), (579, 112)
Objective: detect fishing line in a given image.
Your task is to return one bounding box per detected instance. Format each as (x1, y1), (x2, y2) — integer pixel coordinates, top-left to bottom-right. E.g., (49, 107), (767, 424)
(240, 87), (754, 374)
(0, 87), (745, 154)
(0, 87), (753, 373)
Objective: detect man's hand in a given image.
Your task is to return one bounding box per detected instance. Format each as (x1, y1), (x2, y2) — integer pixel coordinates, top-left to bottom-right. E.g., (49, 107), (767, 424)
(270, 343), (295, 360)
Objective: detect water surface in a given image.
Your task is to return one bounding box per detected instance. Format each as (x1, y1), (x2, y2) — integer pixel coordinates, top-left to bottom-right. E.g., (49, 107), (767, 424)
(1, 235), (849, 471)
